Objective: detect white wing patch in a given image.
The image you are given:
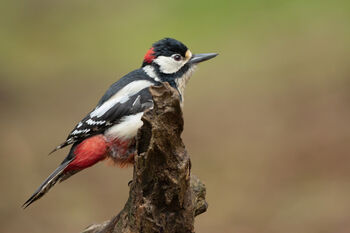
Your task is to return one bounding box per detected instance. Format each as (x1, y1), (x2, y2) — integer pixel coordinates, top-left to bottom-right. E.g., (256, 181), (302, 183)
(71, 128), (90, 135)
(86, 119), (105, 125)
(90, 80), (153, 118)
(104, 112), (144, 140)
(132, 95), (141, 106)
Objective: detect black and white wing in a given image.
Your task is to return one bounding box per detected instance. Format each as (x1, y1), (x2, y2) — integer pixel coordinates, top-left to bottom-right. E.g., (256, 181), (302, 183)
(50, 70), (158, 154)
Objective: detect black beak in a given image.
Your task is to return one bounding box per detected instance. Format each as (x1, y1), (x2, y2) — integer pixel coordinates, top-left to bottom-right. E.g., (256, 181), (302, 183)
(189, 53), (218, 64)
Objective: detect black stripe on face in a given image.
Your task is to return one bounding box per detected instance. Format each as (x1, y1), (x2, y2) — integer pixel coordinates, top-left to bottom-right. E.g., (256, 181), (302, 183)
(153, 63), (191, 81)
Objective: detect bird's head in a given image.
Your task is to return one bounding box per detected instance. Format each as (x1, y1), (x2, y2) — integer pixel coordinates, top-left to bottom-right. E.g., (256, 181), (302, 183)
(142, 38), (217, 86)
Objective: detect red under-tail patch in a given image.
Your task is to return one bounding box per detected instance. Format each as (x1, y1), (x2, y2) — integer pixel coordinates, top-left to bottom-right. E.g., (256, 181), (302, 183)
(65, 135), (108, 171)
(107, 138), (136, 167)
(106, 153), (135, 168)
(144, 47), (155, 63)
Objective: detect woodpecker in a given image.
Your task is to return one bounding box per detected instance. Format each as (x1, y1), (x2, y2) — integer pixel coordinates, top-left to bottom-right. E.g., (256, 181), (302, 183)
(23, 38), (217, 208)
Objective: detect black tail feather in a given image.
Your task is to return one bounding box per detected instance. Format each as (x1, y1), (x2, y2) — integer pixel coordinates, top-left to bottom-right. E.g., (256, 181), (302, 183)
(22, 158), (73, 209)
(48, 139), (74, 155)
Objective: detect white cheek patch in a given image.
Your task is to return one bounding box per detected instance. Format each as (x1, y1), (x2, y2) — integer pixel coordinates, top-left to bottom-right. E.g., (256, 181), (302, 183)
(153, 56), (186, 74)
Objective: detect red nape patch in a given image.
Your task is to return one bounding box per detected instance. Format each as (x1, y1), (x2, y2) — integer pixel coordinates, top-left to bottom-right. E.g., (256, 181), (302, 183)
(65, 135), (108, 171)
(144, 47), (155, 63)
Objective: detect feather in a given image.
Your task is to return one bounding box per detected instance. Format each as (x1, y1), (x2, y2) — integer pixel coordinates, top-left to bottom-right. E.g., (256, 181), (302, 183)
(22, 157), (73, 208)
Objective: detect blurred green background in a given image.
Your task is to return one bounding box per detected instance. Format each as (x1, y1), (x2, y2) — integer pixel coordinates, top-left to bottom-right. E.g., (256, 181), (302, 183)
(1, 0), (350, 232)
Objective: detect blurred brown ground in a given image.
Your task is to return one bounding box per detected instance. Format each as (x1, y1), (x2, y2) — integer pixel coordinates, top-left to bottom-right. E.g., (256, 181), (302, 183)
(1, 1), (350, 233)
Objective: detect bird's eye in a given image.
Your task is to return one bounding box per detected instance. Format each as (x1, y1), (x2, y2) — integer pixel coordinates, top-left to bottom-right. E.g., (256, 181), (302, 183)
(173, 54), (182, 61)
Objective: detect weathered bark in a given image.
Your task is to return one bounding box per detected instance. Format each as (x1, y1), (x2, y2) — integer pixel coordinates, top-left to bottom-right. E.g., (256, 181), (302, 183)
(81, 83), (207, 233)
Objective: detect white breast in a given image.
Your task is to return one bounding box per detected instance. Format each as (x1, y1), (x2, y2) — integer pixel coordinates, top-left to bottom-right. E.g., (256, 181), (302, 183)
(104, 112), (144, 140)
(175, 66), (196, 104)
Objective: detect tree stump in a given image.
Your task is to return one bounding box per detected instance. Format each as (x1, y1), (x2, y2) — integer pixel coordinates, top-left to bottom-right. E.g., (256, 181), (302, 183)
(81, 83), (207, 233)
